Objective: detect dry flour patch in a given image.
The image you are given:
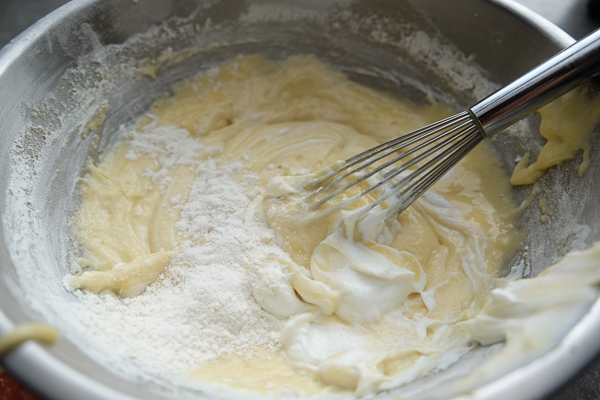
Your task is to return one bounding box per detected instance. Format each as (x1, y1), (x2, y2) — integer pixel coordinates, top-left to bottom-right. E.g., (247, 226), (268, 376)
(76, 122), (288, 375)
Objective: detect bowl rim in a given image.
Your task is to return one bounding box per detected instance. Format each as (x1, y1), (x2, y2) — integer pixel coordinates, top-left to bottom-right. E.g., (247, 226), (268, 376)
(0, 1), (594, 400)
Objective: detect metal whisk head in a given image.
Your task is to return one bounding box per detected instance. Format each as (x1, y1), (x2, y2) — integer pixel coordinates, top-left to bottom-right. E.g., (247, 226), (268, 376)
(306, 111), (484, 224)
(307, 26), (600, 223)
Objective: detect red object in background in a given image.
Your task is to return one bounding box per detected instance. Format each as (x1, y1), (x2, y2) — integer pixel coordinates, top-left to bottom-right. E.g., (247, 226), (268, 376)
(0, 371), (41, 400)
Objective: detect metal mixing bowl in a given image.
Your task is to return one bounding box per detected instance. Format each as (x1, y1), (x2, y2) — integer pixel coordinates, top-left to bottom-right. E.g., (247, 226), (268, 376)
(1, 1), (598, 399)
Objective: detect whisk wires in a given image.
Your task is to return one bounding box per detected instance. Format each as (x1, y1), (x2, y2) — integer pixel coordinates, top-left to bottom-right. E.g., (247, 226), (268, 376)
(307, 111), (484, 222)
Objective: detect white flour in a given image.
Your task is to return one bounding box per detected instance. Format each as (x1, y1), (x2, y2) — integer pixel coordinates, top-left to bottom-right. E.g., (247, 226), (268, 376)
(72, 122), (291, 376)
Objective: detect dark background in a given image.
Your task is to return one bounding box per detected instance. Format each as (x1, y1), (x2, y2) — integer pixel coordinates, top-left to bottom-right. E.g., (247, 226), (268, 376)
(0, 0), (599, 399)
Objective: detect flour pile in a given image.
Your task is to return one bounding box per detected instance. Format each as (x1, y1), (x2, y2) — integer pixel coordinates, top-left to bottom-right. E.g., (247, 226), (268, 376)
(71, 122), (288, 376)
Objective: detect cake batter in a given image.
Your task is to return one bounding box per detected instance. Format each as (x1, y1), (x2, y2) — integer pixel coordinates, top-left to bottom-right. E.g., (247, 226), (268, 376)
(65, 55), (597, 397)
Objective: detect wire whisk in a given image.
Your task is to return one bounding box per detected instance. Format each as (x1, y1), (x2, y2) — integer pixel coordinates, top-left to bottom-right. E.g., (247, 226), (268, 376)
(307, 28), (600, 221)
(307, 112), (482, 224)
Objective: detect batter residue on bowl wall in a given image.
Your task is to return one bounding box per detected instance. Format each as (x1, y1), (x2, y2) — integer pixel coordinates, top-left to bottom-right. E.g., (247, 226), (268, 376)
(65, 55), (600, 398)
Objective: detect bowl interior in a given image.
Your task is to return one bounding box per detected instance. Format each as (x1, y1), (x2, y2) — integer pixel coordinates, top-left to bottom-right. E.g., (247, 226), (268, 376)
(0, 1), (597, 400)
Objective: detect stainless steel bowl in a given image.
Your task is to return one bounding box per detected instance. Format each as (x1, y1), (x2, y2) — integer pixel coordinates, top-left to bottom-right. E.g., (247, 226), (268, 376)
(0, 1), (598, 399)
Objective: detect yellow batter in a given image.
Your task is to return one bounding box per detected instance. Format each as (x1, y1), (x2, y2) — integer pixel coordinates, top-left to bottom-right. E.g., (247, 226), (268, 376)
(0, 323), (59, 356)
(68, 55), (528, 396)
(511, 85), (600, 185)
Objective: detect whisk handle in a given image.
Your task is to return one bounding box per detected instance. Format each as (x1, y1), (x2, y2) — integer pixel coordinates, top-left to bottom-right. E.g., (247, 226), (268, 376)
(470, 28), (600, 138)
